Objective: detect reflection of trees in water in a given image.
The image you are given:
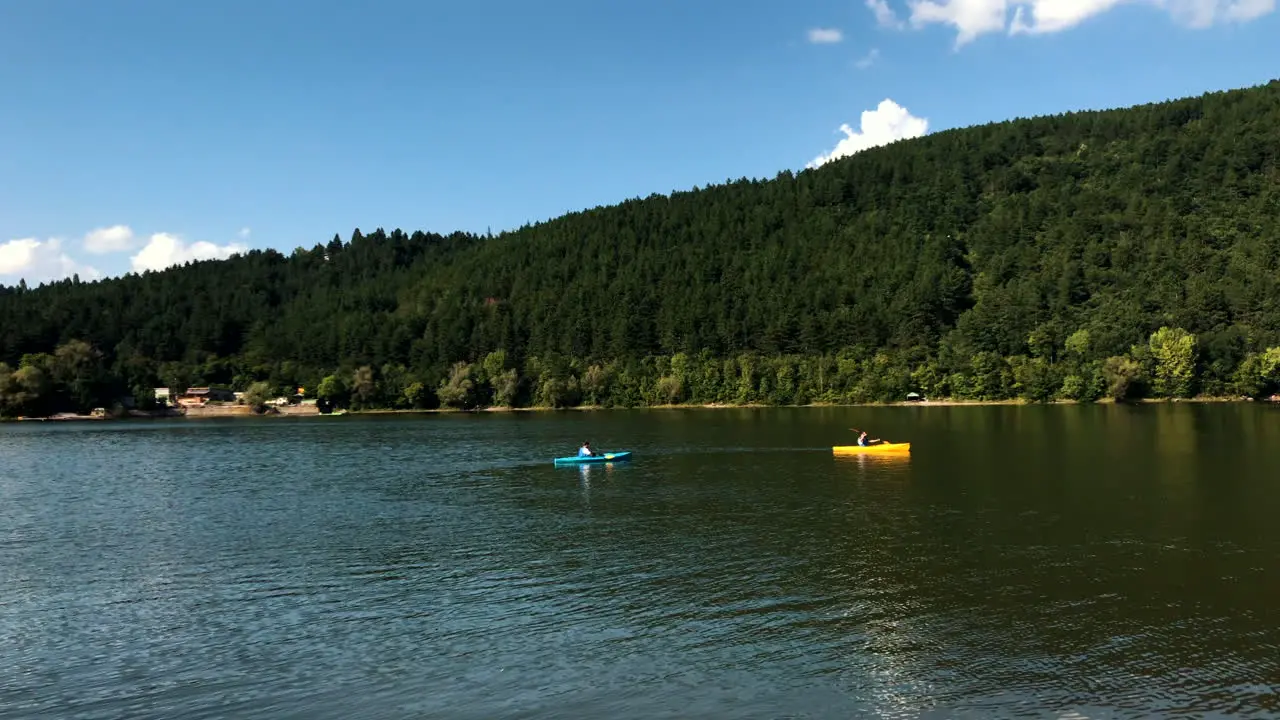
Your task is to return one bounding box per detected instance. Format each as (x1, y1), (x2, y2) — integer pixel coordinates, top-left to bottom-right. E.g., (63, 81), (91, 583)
(299, 406), (1280, 716)
(836, 406), (1280, 714)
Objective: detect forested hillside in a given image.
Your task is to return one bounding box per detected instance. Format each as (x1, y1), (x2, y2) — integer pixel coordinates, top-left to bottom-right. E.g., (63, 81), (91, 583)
(3, 80), (1280, 416)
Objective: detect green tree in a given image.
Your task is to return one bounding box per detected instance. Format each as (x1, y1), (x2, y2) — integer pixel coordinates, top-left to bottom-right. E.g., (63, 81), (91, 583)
(535, 375), (581, 408)
(479, 350), (510, 405)
(159, 362), (193, 397)
(351, 365), (377, 407)
(1148, 327), (1197, 398)
(1060, 374), (1087, 401)
(1232, 347), (1280, 398)
(481, 350), (508, 384)
(1010, 355), (1059, 402)
(581, 364), (611, 406)
(492, 368), (519, 407)
(655, 375), (684, 405)
(131, 385), (159, 411)
(243, 381), (273, 411)
(52, 340), (106, 411)
(317, 374), (348, 407)
(7, 364), (52, 416)
(403, 381), (429, 408)
(968, 352), (1011, 400)
(1064, 329), (1091, 361)
(437, 361), (477, 409)
(0, 362), (16, 416)
(379, 364), (410, 408)
(1102, 356), (1144, 402)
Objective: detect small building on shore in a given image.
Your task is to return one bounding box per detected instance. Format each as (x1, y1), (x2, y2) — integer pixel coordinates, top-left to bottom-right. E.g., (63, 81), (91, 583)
(268, 388), (309, 407)
(176, 387), (236, 407)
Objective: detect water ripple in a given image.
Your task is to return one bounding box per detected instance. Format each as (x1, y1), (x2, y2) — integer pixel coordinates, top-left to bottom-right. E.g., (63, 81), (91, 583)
(3, 409), (1280, 719)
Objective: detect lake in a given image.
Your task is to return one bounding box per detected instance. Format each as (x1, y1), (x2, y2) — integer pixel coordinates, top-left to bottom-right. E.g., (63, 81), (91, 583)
(2, 404), (1279, 719)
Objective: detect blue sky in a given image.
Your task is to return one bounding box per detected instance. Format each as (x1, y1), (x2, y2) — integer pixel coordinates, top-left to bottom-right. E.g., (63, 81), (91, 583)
(2, 0), (1277, 285)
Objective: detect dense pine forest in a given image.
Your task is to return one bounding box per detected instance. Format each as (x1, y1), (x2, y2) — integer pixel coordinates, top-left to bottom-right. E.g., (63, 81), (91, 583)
(3, 81), (1280, 417)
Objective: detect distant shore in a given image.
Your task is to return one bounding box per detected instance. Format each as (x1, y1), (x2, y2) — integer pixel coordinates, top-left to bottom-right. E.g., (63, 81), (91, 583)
(3, 404), (323, 423)
(344, 394), (1273, 416)
(4, 394), (1274, 423)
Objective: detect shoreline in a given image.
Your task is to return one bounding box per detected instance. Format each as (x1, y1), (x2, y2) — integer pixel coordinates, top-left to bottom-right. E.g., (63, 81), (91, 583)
(342, 394), (1270, 416)
(3, 395), (1273, 423)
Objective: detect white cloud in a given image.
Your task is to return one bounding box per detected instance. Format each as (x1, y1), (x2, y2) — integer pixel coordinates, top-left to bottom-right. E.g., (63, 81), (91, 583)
(1167, 0), (1276, 26)
(0, 237), (102, 285)
(1224, 0), (1276, 21)
(868, 0), (906, 27)
(856, 47), (882, 69)
(130, 232), (249, 273)
(237, 227), (251, 240)
(906, 0), (1276, 45)
(908, 0), (1010, 44)
(807, 99), (929, 169)
(1010, 0), (1147, 34)
(82, 224), (136, 254)
(807, 27), (845, 43)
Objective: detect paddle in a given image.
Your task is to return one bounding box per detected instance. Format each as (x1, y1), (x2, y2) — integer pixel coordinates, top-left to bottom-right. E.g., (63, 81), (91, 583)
(849, 428), (888, 445)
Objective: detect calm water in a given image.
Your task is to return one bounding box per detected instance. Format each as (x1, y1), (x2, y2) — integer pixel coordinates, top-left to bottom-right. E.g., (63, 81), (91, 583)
(3, 405), (1279, 719)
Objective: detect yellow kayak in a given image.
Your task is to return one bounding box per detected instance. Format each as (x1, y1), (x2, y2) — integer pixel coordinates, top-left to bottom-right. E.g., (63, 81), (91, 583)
(832, 442), (911, 455)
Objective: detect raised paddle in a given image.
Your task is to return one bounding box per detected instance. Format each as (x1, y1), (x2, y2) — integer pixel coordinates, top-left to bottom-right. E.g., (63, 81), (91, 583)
(849, 428), (888, 446)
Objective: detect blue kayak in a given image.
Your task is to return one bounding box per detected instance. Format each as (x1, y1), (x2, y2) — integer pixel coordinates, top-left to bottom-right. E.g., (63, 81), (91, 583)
(553, 451), (633, 465)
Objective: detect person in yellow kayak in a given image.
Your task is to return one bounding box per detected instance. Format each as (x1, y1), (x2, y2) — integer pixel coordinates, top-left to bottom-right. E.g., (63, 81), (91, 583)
(578, 441), (598, 457)
(856, 430), (885, 447)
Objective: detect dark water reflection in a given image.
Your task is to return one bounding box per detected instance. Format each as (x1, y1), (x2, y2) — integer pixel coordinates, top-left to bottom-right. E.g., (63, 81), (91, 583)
(2, 404), (1279, 719)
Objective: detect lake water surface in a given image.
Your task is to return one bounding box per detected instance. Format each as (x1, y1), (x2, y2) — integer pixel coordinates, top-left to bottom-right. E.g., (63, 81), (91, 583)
(3, 405), (1279, 719)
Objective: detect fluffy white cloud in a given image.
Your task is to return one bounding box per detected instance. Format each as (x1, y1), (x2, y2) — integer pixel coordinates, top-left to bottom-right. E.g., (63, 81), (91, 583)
(83, 224), (136, 254)
(807, 99), (929, 169)
(856, 47), (882, 69)
(130, 232), (249, 273)
(3, 225), (255, 284)
(0, 237), (102, 285)
(892, 0), (1275, 45)
(1009, 0), (1126, 34)
(807, 27), (845, 43)
(908, 0), (1009, 43)
(868, 0), (906, 27)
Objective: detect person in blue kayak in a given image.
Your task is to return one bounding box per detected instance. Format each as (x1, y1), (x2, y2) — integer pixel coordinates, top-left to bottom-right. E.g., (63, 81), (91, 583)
(856, 430), (885, 447)
(578, 441), (597, 457)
